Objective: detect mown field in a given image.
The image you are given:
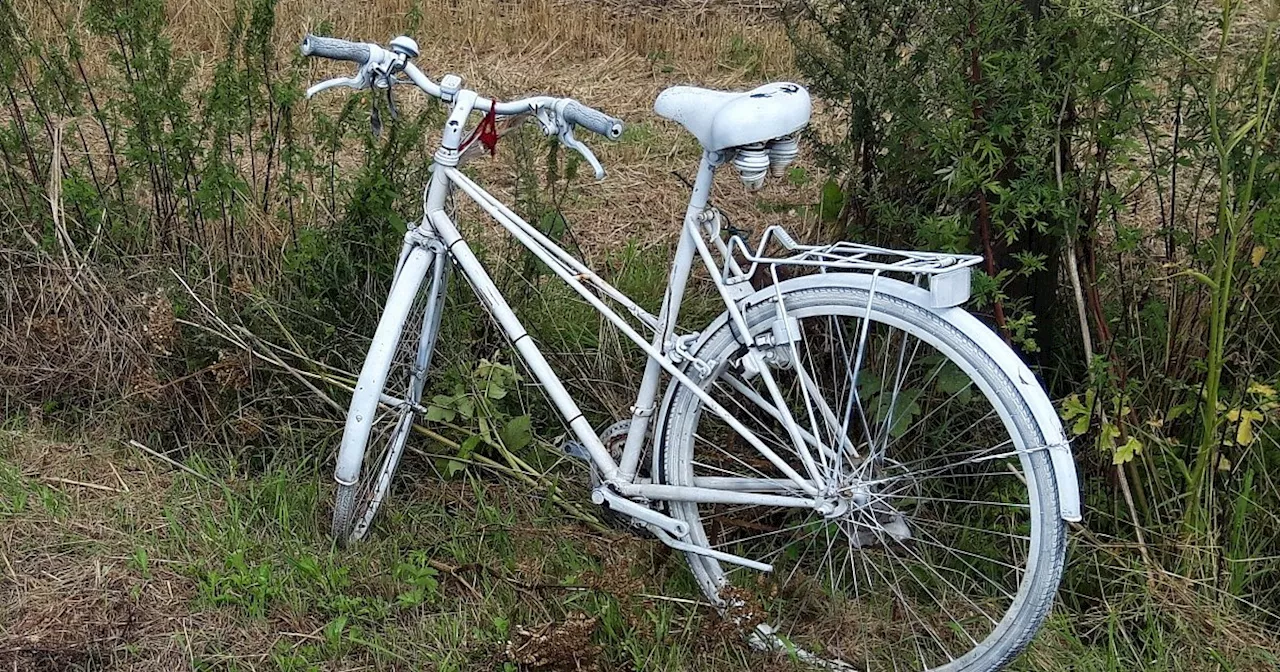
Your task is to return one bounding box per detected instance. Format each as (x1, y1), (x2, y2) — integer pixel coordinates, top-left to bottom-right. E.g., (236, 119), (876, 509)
(3, 0), (1280, 669)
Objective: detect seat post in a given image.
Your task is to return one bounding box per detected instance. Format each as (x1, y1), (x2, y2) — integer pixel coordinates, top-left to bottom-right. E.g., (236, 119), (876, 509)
(684, 151), (720, 215)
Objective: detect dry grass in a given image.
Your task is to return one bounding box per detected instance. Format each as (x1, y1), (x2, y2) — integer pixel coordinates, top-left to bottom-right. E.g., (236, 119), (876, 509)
(0, 431), (774, 670)
(11, 2), (1279, 668)
(0, 250), (154, 416)
(4, 429), (1280, 670)
(0, 0), (828, 407)
(0, 436), (199, 670)
(1, 0), (831, 425)
(7, 0), (825, 257)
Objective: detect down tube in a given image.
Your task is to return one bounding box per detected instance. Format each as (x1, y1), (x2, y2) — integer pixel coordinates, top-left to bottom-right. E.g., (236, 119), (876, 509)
(424, 210), (620, 481)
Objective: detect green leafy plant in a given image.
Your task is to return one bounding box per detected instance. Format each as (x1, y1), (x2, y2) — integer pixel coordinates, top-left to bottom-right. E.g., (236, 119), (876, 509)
(197, 550), (279, 618)
(393, 549), (440, 607)
(425, 358), (534, 476)
(788, 0), (1280, 619)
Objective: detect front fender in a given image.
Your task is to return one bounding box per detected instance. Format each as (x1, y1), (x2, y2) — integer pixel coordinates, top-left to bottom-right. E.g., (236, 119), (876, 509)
(679, 273), (1082, 523)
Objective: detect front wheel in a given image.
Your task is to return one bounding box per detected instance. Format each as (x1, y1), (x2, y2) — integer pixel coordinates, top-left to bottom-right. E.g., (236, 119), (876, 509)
(660, 284), (1066, 671)
(331, 248), (449, 545)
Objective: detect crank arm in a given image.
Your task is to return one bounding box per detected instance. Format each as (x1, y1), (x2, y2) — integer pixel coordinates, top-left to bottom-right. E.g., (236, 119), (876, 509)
(592, 486), (688, 537)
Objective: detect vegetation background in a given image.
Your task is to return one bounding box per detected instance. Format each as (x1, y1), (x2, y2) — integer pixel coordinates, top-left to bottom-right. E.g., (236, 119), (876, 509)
(1, 0), (1278, 669)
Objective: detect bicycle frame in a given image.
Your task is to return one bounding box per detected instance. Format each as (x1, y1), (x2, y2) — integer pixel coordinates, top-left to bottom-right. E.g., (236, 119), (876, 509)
(334, 80), (1084, 530)
(355, 89), (826, 513)
(307, 40), (1080, 660)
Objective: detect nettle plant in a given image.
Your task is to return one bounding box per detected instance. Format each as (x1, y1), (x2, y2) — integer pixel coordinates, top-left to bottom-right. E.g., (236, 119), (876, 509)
(789, 0), (1280, 593)
(786, 0), (1084, 356)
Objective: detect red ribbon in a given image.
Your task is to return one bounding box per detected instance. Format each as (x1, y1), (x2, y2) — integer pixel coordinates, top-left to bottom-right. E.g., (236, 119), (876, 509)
(462, 105), (499, 156)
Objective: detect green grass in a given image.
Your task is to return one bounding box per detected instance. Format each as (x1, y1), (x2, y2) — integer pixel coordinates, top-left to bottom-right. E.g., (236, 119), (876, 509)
(0, 431), (766, 670)
(2, 430), (1278, 671)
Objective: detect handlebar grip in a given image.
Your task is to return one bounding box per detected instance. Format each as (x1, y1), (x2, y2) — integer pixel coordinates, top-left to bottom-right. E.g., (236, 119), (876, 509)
(300, 34), (372, 64)
(561, 100), (624, 140)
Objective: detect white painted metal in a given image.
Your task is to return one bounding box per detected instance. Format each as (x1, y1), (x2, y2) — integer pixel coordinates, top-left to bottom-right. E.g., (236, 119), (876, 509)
(720, 372), (852, 462)
(621, 482), (819, 509)
(723, 224), (984, 308)
(439, 167), (820, 497)
(305, 33), (1080, 546)
(591, 486), (690, 537)
(426, 211), (622, 483)
(680, 272), (1082, 521)
(654, 82), (811, 151)
(446, 169), (659, 331)
(619, 154), (717, 482)
(646, 525), (773, 572)
(334, 246), (435, 485)
(304, 34), (1078, 670)
(691, 477), (814, 491)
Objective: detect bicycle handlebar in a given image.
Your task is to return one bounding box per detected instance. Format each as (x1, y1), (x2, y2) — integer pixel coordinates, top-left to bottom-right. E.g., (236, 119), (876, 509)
(300, 34), (623, 141)
(300, 34), (372, 63)
(561, 99), (623, 140)
(300, 33), (622, 178)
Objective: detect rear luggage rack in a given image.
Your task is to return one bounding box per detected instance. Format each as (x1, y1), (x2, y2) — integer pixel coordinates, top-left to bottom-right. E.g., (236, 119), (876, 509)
(722, 225), (984, 308)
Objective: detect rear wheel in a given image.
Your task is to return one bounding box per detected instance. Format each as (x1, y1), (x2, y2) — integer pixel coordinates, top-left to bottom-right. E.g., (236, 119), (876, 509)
(331, 253), (449, 544)
(660, 285), (1066, 671)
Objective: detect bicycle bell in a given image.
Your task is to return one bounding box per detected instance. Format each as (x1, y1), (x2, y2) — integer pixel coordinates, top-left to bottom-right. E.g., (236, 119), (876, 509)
(389, 36), (420, 59)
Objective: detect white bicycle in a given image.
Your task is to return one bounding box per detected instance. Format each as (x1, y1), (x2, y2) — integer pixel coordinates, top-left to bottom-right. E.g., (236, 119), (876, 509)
(302, 33), (1082, 671)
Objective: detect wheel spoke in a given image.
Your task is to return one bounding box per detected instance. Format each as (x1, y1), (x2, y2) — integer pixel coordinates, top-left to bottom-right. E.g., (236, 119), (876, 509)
(660, 288), (1060, 669)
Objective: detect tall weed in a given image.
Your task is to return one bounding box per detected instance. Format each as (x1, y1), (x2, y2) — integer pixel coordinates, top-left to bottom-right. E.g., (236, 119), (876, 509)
(787, 0), (1280, 623)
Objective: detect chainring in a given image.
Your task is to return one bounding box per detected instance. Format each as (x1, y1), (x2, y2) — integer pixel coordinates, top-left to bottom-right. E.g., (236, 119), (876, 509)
(590, 419), (652, 535)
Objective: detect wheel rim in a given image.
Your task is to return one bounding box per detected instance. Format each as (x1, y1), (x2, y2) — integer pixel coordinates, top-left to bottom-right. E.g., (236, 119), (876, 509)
(664, 292), (1058, 670)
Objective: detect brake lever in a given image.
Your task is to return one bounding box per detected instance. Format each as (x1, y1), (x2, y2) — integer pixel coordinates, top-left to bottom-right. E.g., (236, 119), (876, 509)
(531, 105), (604, 180)
(306, 56), (406, 99)
(306, 73), (370, 98)
(558, 125), (605, 180)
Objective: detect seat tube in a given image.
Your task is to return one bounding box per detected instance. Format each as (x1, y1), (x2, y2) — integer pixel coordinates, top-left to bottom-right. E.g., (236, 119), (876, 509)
(616, 152), (720, 481)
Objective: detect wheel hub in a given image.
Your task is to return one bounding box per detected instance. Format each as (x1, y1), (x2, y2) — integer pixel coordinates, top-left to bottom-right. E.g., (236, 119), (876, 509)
(817, 480), (873, 519)
(816, 478), (912, 543)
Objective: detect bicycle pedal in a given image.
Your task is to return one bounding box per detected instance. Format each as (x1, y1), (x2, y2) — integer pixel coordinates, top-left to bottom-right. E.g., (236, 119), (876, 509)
(561, 439), (591, 463)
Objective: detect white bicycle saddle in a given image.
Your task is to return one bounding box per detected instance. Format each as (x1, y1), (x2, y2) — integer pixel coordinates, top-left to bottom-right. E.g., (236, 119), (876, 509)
(654, 82), (811, 151)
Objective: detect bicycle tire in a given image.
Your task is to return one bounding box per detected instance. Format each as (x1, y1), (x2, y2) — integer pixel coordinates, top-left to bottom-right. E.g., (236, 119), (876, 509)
(659, 283), (1066, 671)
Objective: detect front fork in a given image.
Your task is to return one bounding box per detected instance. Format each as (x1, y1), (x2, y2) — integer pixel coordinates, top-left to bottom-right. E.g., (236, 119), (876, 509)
(334, 242), (437, 486)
